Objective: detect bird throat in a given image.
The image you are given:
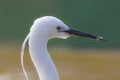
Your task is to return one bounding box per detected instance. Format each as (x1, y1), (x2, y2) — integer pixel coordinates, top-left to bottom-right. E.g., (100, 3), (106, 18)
(29, 32), (59, 80)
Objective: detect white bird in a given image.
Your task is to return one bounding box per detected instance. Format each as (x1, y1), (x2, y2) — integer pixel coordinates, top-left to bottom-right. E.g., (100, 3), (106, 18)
(21, 16), (105, 80)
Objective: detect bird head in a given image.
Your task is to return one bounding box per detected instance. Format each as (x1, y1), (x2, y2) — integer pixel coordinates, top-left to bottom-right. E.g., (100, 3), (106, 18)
(30, 16), (105, 41)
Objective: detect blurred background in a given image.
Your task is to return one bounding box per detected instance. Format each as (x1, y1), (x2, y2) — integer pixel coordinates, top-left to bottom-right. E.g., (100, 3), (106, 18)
(0, 0), (120, 80)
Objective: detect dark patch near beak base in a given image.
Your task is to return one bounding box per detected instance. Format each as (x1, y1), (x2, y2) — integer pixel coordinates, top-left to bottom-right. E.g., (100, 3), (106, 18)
(64, 29), (106, 41)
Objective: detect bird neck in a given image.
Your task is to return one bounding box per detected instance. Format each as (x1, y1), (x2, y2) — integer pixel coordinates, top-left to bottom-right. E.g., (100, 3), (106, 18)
(29, 33), (59, 80)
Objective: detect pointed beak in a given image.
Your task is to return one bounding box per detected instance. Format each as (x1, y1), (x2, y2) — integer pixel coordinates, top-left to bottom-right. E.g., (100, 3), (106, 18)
(64, 29), (106, 41)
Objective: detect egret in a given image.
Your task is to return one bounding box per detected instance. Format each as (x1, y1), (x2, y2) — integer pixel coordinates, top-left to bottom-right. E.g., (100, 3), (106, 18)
(21, 16), (105, 80)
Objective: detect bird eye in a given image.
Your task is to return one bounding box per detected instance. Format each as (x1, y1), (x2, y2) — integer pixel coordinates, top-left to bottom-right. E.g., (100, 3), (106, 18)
(56, 26), (62, 31)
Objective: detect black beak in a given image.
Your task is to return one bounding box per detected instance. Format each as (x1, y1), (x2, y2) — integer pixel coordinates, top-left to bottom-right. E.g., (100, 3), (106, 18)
(64, 29), (106, 41)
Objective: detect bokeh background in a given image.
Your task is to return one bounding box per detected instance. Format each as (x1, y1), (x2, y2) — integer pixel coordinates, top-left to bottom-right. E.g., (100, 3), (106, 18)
(0, 0), (120, 80)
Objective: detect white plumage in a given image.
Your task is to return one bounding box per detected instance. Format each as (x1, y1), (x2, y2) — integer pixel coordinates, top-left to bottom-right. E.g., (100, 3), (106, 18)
(21, 16), (105, 80)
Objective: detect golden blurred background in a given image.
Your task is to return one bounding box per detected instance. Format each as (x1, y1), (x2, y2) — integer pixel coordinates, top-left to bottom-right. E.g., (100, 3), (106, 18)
(0, 44), (120, 80)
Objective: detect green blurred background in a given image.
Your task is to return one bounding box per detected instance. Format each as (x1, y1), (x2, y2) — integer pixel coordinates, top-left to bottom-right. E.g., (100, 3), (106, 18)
(0, 1), (120, 80)
(0, 0), (120, 48)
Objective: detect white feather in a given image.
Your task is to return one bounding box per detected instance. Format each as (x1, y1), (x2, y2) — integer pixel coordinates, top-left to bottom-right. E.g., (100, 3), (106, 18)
(21, 33), (30, 80)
